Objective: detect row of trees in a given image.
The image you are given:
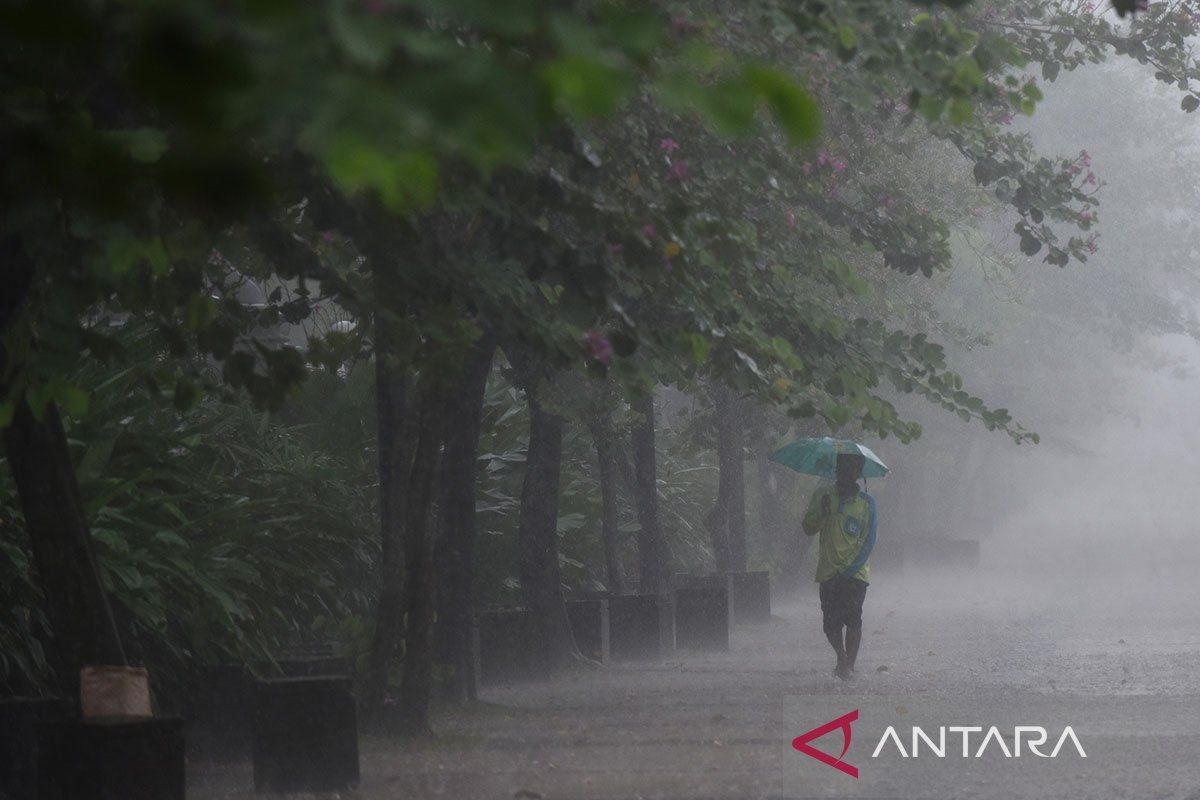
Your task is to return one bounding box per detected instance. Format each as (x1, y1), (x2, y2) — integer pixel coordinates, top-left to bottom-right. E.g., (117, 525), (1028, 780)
(4, 0), (1199, 734)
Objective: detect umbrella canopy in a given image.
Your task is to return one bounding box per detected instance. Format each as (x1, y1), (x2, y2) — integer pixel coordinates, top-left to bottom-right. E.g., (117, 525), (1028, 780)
(769, 436), (889, 479)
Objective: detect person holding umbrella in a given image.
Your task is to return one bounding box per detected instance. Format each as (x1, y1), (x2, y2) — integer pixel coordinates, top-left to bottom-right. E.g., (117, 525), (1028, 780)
(772, 438), (885, 680)
(802, 452), (877, 679)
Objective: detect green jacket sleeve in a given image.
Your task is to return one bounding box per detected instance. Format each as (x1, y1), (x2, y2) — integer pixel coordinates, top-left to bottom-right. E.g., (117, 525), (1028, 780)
(802, 487), (828, 536)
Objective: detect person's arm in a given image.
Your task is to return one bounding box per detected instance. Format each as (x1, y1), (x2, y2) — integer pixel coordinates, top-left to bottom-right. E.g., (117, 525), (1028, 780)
(842, 492), (877, 576)
(802, 489), (830, 537)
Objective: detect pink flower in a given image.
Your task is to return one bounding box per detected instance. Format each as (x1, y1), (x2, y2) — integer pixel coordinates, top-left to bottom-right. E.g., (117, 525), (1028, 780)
(587, 330), (614, 365)
(669, 160), (690, 181)
(999, 112), (1014, 125)
(659, 137), (679, 155)
(786, 210), (797, 227)
(801, 162), (812, 176)
(639, 223), (657, 238)
(1084, 171), (1097, 186)
(816, 149), (830, 166)
(1079, 210), (1094, 222)
(320, 230), (335, 244)
(830, 157), (847, 173)
(1080, 150), (1092, 167)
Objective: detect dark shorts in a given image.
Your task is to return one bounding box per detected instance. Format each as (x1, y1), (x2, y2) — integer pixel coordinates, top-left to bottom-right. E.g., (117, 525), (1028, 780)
(819, 575), (868, 633)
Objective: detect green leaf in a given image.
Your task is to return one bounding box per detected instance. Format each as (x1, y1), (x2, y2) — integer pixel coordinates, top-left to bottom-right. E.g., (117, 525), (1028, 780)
(743, 65), (821, 143)
(324, 141), (439, 211)
(541, 56), (629, 119)
(57, 383), (90, 418)
(109, 128), (168, 164)
(946, 99), (973, 125)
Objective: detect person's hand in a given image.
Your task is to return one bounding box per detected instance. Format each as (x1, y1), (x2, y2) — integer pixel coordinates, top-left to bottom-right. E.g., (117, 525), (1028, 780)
(820, 494), (831, 515)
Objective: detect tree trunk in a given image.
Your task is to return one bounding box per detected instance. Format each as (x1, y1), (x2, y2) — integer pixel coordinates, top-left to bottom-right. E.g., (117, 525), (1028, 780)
(395, 374), (446, 735)
(630, 389), (668, 593)
(504, 345), (579, 671)
(433, 337), (494, 702)
(756, 447), (788, 555)
(362, 322), (410, 711)
(1, 242), (125, 693)
(3, 399), (127, 688)
(707, 383), (747, 573)
(588, 412), (624, 595)
(517, 393), (579, 669)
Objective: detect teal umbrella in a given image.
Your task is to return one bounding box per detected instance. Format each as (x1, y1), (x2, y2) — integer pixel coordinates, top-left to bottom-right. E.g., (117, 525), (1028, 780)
(770, 436), (889, 479)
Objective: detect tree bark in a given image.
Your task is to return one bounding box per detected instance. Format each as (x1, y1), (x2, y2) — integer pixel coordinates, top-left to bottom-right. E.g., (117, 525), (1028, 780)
(1, 238), (125, 693)
(587, 412), (624, 595)
(362, 319), (410, 712)
(433, 337), (494, 702)
(3, 399), (127, 688)
(630, 389), (668, 593)
(707, 383), (747, 573)
(503, 344), (579, 671)
(517, 392), (579, 669)
(395, 374), (446, 735)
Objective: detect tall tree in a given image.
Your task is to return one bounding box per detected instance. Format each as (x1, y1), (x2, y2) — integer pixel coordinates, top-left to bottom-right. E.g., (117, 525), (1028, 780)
(630, 388), (668, 593)
(362, 309), (410, 711)
(433, 335), (495, 702)
(588, 411), (626, 595)
(507, 347), (579, 669)
(394, 372), (447, 734)
(706, 383), (747, 574)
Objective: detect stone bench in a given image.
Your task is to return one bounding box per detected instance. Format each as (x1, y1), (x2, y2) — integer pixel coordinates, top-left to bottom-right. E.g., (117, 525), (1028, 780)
(566, 598), (610, 663)
(253, 676), (359, 793)
(729, 571), (771, 624)
(476, 607), (551, 685)
(37, 716), (185, 800)
(673, 575), (733, 651)
(608, 593), (675, 661)
(0, 697), (74, 800)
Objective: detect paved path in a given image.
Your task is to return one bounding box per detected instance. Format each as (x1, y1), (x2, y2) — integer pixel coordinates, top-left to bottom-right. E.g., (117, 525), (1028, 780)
(190, 567), (1200, 799)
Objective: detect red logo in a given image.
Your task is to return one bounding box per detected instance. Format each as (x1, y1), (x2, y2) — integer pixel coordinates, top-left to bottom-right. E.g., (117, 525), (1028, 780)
(792, 709), (859, 779)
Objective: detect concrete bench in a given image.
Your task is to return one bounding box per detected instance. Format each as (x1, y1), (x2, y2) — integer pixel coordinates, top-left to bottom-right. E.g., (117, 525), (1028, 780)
(476, 607), (551, 685)
(37, 717), (185, 800)
(566, 598), (610, 663)
(253, 676), (359, 793)
(729, 571), (771, 624)
(673, 575), (733, 651)
(608, 593), (675, 661)
(0, 697), (74, 800)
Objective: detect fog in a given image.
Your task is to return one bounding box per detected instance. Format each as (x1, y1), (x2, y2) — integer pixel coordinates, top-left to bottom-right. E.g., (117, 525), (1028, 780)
(13, 4), (1200, 800)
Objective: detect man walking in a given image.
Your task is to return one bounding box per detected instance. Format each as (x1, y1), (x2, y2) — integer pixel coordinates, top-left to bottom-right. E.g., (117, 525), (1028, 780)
(802, 453), (877, 680)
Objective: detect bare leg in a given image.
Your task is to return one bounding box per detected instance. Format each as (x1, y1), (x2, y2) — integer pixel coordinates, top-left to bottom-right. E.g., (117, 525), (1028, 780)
(825, 627), (847, 678)
(845, 626), (862, 674)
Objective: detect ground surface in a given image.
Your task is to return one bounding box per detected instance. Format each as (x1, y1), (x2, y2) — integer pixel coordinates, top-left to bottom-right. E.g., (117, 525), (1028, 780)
(190, 565), (1200, 800)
